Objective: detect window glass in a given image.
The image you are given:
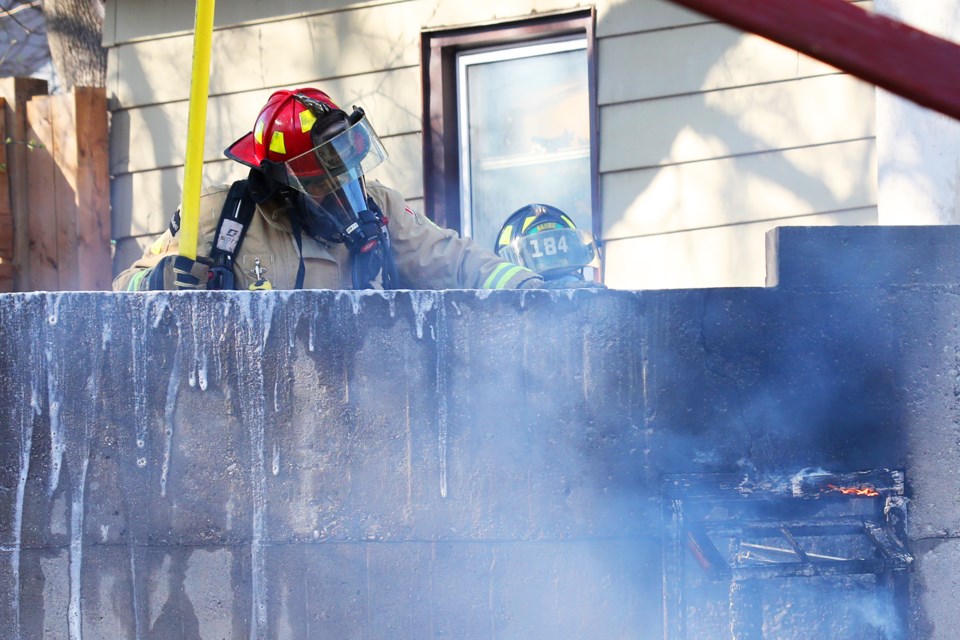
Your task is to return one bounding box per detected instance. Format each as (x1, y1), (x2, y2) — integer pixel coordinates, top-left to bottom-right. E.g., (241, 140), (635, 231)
(457, 38), (591, 251)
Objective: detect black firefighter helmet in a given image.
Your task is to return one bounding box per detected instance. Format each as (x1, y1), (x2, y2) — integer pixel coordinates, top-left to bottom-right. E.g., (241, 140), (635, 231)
(493, 204), (600, 280)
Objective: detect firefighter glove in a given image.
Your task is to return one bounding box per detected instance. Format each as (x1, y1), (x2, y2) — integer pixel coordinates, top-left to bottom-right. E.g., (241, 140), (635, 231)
(141, 255), (212, 290)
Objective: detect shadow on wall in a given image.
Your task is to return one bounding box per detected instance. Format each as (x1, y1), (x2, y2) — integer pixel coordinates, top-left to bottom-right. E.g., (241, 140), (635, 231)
(873, 0), (960, 225)
(598, 0), (878, 289)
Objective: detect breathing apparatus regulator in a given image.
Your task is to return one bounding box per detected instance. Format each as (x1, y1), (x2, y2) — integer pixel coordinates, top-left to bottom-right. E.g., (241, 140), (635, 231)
(224, 88), (399, 289)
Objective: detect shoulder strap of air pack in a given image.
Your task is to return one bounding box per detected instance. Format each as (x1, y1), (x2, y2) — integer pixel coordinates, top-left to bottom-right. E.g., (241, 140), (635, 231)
(208, 179), (256, 290)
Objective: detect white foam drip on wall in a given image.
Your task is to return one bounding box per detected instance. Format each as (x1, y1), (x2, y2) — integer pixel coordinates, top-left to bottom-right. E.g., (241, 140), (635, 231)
(410, 291), (438, 340)
(68, 456), (90, 640)
(9, 306), (42, 640)
(128, 543), (143, 640)
(192, 299), (213, 390)
(150, 296), (169, 328)
(44, 340), (64, 496)
(473, 288), (494, 300)
(46, 293), (63, 326)
(160, 337), (183, 498)
(335, 289), (364, 315)
(234, 294), (278, 639)
(132, 301), (152, 470)
(435, 300), (448, 499)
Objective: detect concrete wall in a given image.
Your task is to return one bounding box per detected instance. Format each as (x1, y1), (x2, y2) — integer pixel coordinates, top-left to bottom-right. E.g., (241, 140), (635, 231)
(104, 0), (877, 290)
(3, 225), (960, 638)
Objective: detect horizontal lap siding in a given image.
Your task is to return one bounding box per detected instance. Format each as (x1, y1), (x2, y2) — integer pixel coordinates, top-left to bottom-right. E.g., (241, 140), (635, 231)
(596, 0), (877, 287)
(603, 207), (878, 290)
(602, 139), (877, 239)
(600, 75), (875, 172)
(107, 0), (876, 288)
(103, 0), (408, 46)
(109, 67), (423, 175)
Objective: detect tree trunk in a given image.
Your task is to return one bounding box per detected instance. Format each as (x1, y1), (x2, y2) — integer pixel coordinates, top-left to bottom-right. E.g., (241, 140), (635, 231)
(42, 0), (105, 89)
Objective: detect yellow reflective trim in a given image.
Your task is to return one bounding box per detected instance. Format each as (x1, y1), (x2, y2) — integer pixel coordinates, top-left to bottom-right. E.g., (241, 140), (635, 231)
(492, 264), (524, 289)
(269, 131), (286, 155)
(127, 270), (149, 291)
(560, 214), (575, 228)
(521, 216), (537, 233)
(149, 237), (165, 255)
(299, 109), (316, 133)
(254, 117), (266, 145)
(482, 263), (512, 289)
(497, 224), (514, 248)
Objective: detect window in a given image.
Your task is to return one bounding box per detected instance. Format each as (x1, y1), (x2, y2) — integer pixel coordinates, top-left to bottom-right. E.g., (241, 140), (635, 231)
(421, 11), (598, 250)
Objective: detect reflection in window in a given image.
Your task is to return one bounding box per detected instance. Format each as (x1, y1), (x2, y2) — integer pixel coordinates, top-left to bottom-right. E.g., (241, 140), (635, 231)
(457, 38), (591, 250)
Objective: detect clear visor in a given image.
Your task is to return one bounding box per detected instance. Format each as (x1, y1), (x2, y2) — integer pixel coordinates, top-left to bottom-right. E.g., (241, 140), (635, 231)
(284, 115), (388, 198)
(302, 180), (369, 230)
(499, 228), (600, 276)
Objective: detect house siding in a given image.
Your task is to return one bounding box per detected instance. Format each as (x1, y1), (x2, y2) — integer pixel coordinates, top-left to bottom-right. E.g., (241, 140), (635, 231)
(106, 0), (876, 288)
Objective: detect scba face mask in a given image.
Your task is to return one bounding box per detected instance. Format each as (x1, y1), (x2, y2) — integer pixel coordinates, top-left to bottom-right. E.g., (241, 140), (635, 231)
(284, 104), (389, 253)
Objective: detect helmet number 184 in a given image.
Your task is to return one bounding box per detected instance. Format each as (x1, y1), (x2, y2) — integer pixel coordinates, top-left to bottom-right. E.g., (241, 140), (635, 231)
(527, 235), (569, 258)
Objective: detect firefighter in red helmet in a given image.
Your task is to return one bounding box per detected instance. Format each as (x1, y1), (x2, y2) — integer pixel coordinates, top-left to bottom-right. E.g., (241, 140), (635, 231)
(114, 88), (553, 291)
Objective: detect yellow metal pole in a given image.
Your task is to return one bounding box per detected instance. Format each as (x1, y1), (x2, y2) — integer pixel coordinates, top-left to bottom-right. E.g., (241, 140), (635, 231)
(178, 0), (216, 264)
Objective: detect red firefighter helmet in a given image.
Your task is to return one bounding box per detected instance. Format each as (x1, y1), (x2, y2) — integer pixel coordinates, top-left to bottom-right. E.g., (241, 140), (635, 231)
(225, 88), (339, 170)
(224, 88), (388, 199)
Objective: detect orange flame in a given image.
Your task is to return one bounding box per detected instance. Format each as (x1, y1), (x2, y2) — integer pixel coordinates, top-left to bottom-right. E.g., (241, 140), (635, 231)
(827, 484), (880, 497)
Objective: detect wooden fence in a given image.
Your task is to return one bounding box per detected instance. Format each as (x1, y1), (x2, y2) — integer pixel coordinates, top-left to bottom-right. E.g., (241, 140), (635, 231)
(0, 100), (11, 291)
(0, 78), (111, 292)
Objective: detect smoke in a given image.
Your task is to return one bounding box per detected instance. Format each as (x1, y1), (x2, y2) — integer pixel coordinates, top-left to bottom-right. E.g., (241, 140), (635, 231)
(0, 279), (922, 638)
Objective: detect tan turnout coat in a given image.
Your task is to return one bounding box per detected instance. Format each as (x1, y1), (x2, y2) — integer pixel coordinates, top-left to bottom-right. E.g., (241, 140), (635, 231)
(114, 181), (539, 291)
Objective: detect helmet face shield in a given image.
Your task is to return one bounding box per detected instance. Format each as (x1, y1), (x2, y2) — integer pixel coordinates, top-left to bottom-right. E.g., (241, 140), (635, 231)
(498, 228), (600, 276)
(283, 114), (388, 199)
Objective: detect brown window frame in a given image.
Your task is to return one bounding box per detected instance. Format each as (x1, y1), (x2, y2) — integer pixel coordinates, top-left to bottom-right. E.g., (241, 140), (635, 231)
(420, 10), (599, 240)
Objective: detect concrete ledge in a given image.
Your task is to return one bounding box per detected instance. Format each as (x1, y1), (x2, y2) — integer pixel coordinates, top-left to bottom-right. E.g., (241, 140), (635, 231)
(766, 225), (960, 288)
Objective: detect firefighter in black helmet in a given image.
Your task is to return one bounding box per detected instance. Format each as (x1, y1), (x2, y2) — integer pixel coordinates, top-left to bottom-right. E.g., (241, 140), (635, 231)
(494, 204), (604, 288)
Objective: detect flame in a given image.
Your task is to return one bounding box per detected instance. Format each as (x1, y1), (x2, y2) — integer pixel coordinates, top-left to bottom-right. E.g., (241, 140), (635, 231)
(827, 484), (880, 497)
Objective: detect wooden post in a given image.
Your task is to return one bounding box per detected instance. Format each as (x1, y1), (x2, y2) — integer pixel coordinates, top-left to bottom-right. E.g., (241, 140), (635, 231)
(72, 87), (111, 291)
(20, 87), (111, 292)
(52, 93), (79, 290)
(25, 95), (58, 291)
(0, 77), (49, 291)
(0, 98), (12, 292)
